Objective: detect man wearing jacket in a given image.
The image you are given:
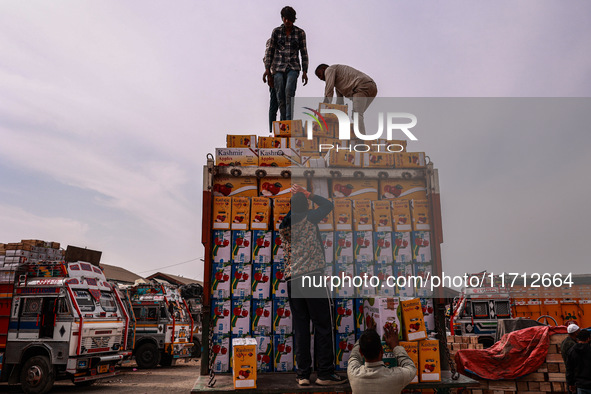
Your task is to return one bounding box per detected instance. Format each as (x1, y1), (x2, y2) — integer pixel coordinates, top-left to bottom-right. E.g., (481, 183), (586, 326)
(279, 184), (346, 387)
(566, 329), (591, 394)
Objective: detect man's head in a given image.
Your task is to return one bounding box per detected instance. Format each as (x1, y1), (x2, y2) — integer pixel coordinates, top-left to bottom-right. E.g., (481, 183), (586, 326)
(567, 323), (580, 339)
(576, 329), (590, 343)
(315, 64), (329, 81)
(281, 6), (296, 27)
(359, 329), (383, 362)
(291, 192), (308, 214)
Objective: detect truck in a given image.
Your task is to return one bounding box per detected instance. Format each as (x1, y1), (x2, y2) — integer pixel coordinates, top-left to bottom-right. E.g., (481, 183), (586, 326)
(120, 283), (194, 368)
(180, 283), (203, 358)
(0, 243), (131, 394)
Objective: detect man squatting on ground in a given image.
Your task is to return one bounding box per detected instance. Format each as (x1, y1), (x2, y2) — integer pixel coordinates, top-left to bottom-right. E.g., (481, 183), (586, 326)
(279, 184), (347, 386)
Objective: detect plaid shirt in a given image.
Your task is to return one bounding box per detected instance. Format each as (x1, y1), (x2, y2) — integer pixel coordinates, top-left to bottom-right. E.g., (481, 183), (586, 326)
(264, 24), (308, 73)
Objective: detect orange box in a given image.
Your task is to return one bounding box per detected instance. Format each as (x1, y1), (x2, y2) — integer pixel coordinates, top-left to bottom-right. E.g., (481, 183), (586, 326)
(213, 197), (232, 230)
(273, 120), (303, 137)
(411, 199), (431, 231)
(401, 298), (427, 341)
(258, 148), (300, 167)
(310, 121), (337, 138)
(401, 341), (419, 383)
(216, 148), (258, 167)
(363, 152), (394, 168)
(213, 176), (258, 197)
(231, 197), (251, 230)
(259, 177), (291, 198)
(273, 198), (291, 231)
(379, 179), (427, 200)
(353, 200), (373, 231)
(325, 150), (359, 167)
(258, 137), (289, 149)
(227, 135), (257, 149)
(419, 340), (441, 382)
(290, 137), (317, 151)
(391, 200), (412, 232)
(318, 102), (348, 124)
(332, 179), (378, 200)
(232, 337), (257, 389)
(334, 199), (353, 231)
(372, 200), (393, 232)
(394, 152), (426, 168)
(250, 197), (271, 230)
(317, 207), (334, 231)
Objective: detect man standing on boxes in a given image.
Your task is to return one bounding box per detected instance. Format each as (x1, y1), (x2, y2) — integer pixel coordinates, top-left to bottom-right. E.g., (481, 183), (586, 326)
(315, 63), (378, 137)
(279, 184), (347, 386)
(263, 6), (308, 121)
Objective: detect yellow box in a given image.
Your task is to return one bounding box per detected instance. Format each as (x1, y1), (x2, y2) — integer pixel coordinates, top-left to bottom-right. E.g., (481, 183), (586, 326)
(376, 139), (407, 152)
(250, 197), (271, 230)
(213, 176), (258, 197)
(394, 152), (426, 168)
(353, 200), (373, 231)
(273, 120), (303, 137)
(401, 298), (427, 341)
(317, 206), (334, 232)
(332, 179), (378, 200)
(310, 122), (337, 138)
(372, 200), (393, 232)
(319, 102), (348, 124)
(273, 198), (291, 231)
(232, 337), (257, 389)
(226, 135), (257, 149)
(391, 200), (412, 232)
(290, 137), (318, 151)
(213, 197), (232, 230)
(325, 150), (359, 167)
(419, 340), (441, 382)
(216, 148), (258, 167)
(363, 152), (394, 168)
(258, 148), (301, 167)
(379, 179), (427, 200)
(259, 177), (291, 198)
(231, 197), (251, 231)
(401, 341), (419, 383)
(411, 199), (431, 231)
(334, 199), (353, 231)
(258, 137), (289, 149)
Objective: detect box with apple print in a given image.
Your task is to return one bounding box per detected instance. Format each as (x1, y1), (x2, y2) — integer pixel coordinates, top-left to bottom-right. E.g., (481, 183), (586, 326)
(373, 231), (393, 265)
(334, 231), (354, 264)
(355, 261), (376, 297)
(420, 298), (435, 332)
(255, 335), (273, 373)
(354, 298), (365, 339)
(232, 230), (252, 264)
(273, 297), (292, 335)
(271, 231), (284, 263)
(411, 231), (432, 263)
(273, 334), (294, 372)
(211, 261), (231, 299)
(251, 298), (273, 335)
(395, 263), (415, 297)
(212, 230), (232, 263)
(231, 262), (252, 299)
(353, 231), (373, 263)
(335, 298), (355, 334)
(272, 262), (288, 298)
(335, 332), (356, 370)
(231, 297), (251, 336)
(334, 262), (355, 298)
(211, 333), (230, 373)
(393, 232), (412, 263)
(211, 298), (231, 334)
(321, 232), (334, 263)
(252, 230), (272, 264)
(251, 263), (271, 299)
(414, 263), (433, 298)
(375, 261), (396, 297)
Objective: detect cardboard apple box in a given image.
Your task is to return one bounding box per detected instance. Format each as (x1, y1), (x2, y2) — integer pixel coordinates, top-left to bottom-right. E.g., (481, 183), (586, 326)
(271, 231), (284, 263)
(255, 335), (273, 373)
(290, 137), (318, 151)
(258, 148), (301, 167)
(411, 199), (431, 231)
(231, 197), (251, 230)
(326, 150), (360, 167)
(411, 231), (432, 263)
(250, 198), (271, 230)
(373, 231), (393, 265)
(400, 298), (427, 341)
(212, 230), (232, 263)
(211, 298), (232, 334)
(273, 334), (294, 372)
(273, 120), (303, 137)
(251, 298), (273, 335)
(363, 152), (394, 168)
(251, 263), (272, 299)
(355, 298), (365, 334)
(373, 200), (393, 232)
(216, 148), (258, 167)
(393, 232), (412, 263)
(353, 200), (373, 231)
(272, 198), (290, 231)
(260, 177), (291, 199)
(394, 152), (426, 168)
(213, 197), (232, 230)
(355, 261), (376, 297)
(334, 298), (355, 334)
(231, 262), (252, 299)
(419, 340), (441, 382)
(233, 337), (257, 389)
(375, 262), (396, 297)
(353, 230), (373, 263)
(420, 298), (435, 332)
(400, 341), (419, 383)
(273, 297), (292, 335)
(258, 137), (288, 149)
(318, 102), (348, 123)
(391, 200), (412, 232)
(334, 231), (354, 264)
(214, 176), (258, 198)
(332, 179), (378, 200)
(363, 297), (402, 351)
(272, 263), (288, 298)
(335, 332), (356, 370)
(232, 230), (252, 264)
(211, 262), (232, 299)
(211, 333), (230, 373)
(311, 119), (337, 138)
(334, 199), (353, 231)
(251, 230), (272, 264)
(334, 262), (355, 298)
(380, 179), (427, 200)
(321, 232), (335, 263)
(231, 298), (252, 336)
(395, 263), (415, 298)
(414, 263), (434, 298)
(227, 134), (257, 149)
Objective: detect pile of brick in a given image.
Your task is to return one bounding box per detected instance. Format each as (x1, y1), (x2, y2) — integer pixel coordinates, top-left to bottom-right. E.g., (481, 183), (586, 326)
(447, 335), (484, 356)
(454, 333), (569, 394)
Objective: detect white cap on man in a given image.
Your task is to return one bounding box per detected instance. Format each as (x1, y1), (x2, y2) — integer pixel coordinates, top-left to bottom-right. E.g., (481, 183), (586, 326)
(567, 324), (580, 334)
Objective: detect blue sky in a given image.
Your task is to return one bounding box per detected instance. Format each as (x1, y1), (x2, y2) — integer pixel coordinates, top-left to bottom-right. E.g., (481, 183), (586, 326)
(1, 1), (590, 282)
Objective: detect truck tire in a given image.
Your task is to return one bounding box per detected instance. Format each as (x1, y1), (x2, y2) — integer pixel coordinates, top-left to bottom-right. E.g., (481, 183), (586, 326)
(192, 338), (201, 358)
(20, 355), (55, 394)
(135, 342), (161, 369)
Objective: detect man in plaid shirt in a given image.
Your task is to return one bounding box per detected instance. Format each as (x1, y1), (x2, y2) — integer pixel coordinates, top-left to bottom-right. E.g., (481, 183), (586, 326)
(263, 6), (309, 121)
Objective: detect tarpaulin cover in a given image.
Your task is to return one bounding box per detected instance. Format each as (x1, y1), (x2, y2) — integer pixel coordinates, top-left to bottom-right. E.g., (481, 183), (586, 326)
(454, 325), (567, 380)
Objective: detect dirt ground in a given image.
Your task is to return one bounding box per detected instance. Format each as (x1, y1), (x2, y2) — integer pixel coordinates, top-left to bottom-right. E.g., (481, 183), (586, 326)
(1, 359), (201, 394)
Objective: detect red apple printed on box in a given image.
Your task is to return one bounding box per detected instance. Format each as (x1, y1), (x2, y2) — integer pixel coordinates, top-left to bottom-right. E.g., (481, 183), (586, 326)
(211, 299), (231, 334)
(256, 336), (273, 373)
(211, 262), (231, 299)
(251, 263), (271, 299)
(273, 298), (292, 334)
(231, 298), (250, 336)
(251, 299), (272, 335)
(252, 231), (271, 263)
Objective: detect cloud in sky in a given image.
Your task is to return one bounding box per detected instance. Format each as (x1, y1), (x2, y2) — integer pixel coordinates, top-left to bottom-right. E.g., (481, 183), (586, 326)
(1, 1), (590, 281)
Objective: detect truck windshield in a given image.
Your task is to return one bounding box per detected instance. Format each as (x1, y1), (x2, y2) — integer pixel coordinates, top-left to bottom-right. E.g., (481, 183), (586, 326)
(100, 291), (118, 312)
(74, 290), (95, 312)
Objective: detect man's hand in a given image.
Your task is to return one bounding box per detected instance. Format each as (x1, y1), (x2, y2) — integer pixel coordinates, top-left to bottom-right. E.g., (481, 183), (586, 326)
(302, 72), (308, 86)
(291, 184), (310, 198)
(263, 69), (271, 83)
(366, 317), (377, 331)
(384, 324), (400, 349)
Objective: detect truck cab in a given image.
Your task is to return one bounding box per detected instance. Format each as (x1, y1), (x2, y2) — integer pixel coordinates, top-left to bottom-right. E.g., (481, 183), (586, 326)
(0, 261), (130, 394)
(123, 283), (194, 368)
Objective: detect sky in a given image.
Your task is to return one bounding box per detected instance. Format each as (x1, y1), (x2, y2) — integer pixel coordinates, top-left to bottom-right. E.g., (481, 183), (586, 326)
(1, 1), (590, 283)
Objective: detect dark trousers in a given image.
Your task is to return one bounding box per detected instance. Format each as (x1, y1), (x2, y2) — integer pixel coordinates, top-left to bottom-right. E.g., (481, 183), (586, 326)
(288, 277), (335, 379)
(269, 86), (278, 133)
